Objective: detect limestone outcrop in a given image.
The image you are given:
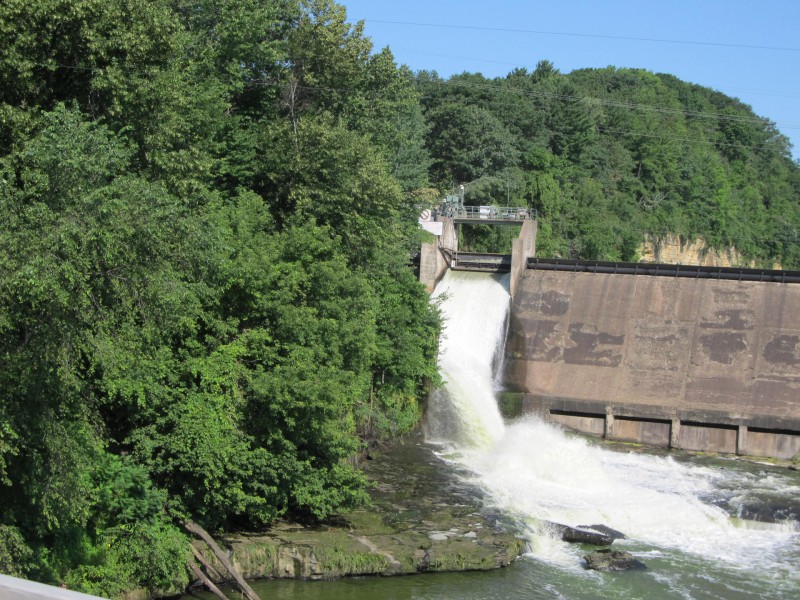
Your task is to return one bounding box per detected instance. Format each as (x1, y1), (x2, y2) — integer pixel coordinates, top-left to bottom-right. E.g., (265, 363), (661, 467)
(638, 233), (780, 268)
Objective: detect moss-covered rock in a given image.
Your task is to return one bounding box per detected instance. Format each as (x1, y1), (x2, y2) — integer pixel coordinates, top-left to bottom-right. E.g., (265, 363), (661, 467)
(189, 437), (525, 587)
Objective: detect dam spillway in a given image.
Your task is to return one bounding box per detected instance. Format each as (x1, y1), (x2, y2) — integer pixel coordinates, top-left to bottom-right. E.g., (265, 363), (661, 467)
(505, 267), (800, 459)
(427, 270), (800, 598)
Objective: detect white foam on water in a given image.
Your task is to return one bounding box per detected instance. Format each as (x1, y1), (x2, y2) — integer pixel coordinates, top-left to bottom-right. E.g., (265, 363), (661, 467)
(458, 417), (797, 568)
(427, 271), (800, 580)
(426, 271), (507, 447)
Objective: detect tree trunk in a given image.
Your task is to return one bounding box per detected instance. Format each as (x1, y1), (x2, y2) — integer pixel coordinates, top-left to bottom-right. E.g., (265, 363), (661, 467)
(183, 520), (261, 600)
(187, 561), (228, 600)
(190, 544), (225, 582)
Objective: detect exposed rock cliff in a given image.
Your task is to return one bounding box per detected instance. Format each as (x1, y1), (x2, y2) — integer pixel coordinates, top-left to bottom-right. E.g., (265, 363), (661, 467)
(639, 234), (761, 267)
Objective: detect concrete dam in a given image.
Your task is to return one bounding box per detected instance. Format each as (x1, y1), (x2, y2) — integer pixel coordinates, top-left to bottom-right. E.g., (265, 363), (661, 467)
(420, 215), (800, 460)
(504, 261), (800, 460)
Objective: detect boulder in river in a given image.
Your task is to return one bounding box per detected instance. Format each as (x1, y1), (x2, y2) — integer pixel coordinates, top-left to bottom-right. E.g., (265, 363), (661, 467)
(577, 524), (627, 541)
(549, 522), (614, 546)
(584, 549), (646, 572)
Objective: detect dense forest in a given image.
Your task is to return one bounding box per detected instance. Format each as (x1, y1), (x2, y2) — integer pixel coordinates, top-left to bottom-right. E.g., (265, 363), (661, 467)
(0, 0), (440, 594)
(417, 63), (800, 265)
(1, 0), (799, 596)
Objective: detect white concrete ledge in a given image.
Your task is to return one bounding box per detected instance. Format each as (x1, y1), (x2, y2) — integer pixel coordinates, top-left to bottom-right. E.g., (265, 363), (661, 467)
(0, 574), (105, 600)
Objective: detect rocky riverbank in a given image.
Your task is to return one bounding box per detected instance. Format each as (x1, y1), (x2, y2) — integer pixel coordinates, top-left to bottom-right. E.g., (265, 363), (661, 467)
(186, 436), (525, 591)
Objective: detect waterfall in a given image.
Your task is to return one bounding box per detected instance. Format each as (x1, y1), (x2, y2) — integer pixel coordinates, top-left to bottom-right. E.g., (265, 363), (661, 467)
(427, 270), (800, 584)
(425, 271), (508, 447)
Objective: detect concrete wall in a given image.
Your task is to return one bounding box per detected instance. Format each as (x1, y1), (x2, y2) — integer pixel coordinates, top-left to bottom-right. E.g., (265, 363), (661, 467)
(510, 220), (537, 298)
(419, 242), (449, 294)
(440, 216), (458, 251)
(419, 217), (457, 293)
(506, 269), (800, 459)
(422, 217), (538, 295)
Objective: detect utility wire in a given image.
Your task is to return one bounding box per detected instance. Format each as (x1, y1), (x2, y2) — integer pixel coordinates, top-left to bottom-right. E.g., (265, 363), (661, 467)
(15, 62), (798, 152)
(416, 76), (797, 128)
(258, 80), (796, 152)
(270, 81), (797, 151)
(359, 19), (800, 53)
(250, 76), (800, 140)
(389, 47), (800, 100)
(23, 60), (800, 129)
(6, 71), (799, 248)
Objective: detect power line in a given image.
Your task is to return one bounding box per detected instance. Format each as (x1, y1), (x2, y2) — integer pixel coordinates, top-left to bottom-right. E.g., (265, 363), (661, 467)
(261, 80), (793, 153)
(258, 76), (800, 145)
(360, 19), (800, 53)
(387, 47), (800, 101)
(23, 60), (800, 130)
(16, 62), (798, 152)
(6, 71), (799, 250)
(418, 76), (796, 128)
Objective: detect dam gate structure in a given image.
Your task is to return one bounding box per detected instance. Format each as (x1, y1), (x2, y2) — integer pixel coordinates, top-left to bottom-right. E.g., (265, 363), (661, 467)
(418, 193), (536, 297)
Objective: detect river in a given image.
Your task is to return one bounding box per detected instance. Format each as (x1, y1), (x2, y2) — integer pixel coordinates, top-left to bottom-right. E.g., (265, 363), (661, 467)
(191, 270), (800, 599)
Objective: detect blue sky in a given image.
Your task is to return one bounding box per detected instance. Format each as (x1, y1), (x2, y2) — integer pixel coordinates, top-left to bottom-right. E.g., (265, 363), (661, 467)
(342, 0), (800, 160)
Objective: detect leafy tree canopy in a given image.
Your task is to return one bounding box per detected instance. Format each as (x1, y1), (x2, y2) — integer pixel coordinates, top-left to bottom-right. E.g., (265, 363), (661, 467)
(2, 1), (799, 595)
(0, 1), (439, 594)
(417, 64), (799, 264)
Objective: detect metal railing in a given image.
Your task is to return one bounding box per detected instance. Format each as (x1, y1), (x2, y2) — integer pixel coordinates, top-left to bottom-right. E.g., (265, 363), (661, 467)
(441, 205), (535, 221)
(0, 574), (105, 599)
(451, 252), (513, 272)
(526, 258), (800, 284)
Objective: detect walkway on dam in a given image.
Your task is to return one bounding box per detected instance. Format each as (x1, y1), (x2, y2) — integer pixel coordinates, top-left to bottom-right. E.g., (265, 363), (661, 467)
(446, 205), (534, 225)
(526, 257), (800, 284)
(448, 254), (800, 284)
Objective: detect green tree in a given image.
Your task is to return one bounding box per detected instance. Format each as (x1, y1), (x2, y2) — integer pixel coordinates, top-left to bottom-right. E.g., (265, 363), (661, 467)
(426, 103), (520, 185)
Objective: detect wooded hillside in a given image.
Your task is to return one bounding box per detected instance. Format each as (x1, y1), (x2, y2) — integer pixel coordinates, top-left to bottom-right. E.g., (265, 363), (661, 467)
(417, 62), (800, 265)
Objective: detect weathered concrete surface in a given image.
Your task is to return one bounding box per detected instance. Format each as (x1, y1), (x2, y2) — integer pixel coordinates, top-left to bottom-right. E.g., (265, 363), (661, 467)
(419, 242), (448, 293)
(419, 216), (457, 293)
(506, 270), (800, 459)
(510, 219), (537, 298)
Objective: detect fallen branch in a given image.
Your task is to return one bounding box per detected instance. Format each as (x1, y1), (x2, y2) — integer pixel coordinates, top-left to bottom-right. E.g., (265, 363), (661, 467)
(190, 544), (225, 582)
(183, 520), (261, 600)
(187, 561), (228, 600)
